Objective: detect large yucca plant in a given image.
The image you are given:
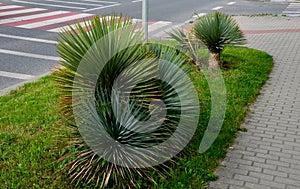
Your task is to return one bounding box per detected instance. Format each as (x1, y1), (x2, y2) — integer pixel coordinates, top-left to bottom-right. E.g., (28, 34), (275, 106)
(55, 15), (198, 188)
(192, 11), (246, 69)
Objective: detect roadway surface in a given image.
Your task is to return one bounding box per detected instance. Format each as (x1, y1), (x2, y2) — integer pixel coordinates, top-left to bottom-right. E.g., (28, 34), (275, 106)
(0, 0), (290, 95)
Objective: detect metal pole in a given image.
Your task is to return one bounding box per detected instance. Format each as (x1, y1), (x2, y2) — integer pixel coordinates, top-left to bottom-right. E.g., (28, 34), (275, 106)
(142, 0), (148, 43)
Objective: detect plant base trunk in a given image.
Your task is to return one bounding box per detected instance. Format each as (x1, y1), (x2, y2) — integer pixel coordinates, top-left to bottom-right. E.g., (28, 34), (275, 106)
(208, 53), (220, 70)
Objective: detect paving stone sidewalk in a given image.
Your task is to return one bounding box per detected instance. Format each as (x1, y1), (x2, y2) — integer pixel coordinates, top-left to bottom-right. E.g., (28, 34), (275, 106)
(209, 16), (300, 189)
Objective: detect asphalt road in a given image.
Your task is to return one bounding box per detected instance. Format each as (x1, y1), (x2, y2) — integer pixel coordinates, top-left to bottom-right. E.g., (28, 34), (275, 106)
(0, 0), (290, 95)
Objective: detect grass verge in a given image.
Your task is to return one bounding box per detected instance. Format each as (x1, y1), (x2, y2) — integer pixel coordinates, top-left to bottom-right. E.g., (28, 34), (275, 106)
(0, 46), (273, 188)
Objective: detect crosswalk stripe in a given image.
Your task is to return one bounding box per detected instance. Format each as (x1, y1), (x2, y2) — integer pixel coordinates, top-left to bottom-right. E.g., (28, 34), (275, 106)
(0, 71), (34, 80)
(43, 0), (102, 7)
(17, 13), (92, 29)
(0, 8), (45, 17)
(227, 2), (236, 5)
(289, 3), (300, 6)
(212, 6), (223, 11)
(0, 49), (60, 61)
(12, 0), (86, 10)
(0, 11), (69, 24)
(282, 3), (300, 16)
(7, 12), (79, 26)
(0, 9), (50, 20)
(47, 21), (87, 32)
(0, 7), (27, 12)
(40, 15), (94, 30)
(49, 17), (139, 33)
(0, 33), (58, 44)
(0, 5), (22, 10)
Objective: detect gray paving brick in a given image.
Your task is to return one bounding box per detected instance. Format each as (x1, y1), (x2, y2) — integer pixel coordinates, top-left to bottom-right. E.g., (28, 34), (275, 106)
(284, 141), (300, 148)
(276, 129), (296, 135)
(274, 135), (295, 142)
(282, 149), (300, 156)
(262, 137), (284, 145)
(223, 179), (245, 187)
(246, 147), (268, 154)
(245, 182), (271, 189)
(230, 158), (253, 166)
(289, 173), (300, 180)
(271, 143), (294, 151)
(228, 186), (248, 189)
(292, 154), (300, 161)
(260, 144), (281, 152)
(286, 127), (300, 133)
(268, 151), (292, 159)
(242, 154), (266, 163)
(274, 177), (300, 187)
(263, 168), (288, 178)
(257, 152), (279, 161)
(234, 149), (256, 157)
(238, 164), (262, 173)
(221, 161), (239, 169)
(266, 159), (290, 168)
(249, 171), (274, 181)
(233, 174), (259, 184)
(253, 162), (277, 170)
(244, 143), (260, 149)
(287, 185), (300, 189)
(209, 182), (230, 189)
(259, 179), (286, 189)
(280, 157), (300, 165)
(265, 130), (285, 137)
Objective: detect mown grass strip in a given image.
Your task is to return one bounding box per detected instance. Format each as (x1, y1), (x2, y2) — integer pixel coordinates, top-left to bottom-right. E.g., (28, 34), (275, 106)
(0, 46), (273, 188)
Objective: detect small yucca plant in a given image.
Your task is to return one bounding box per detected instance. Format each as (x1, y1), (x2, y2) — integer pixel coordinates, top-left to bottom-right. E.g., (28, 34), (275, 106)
(168, 28), (205, 69)
(55, 15), (198, 188)
(192, 11), (246, 69)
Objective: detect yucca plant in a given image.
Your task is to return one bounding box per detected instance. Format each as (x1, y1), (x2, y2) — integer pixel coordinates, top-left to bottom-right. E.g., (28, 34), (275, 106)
(55, 15), (198, 188)
(192, 11), (246, 69)
(168, 28), (204, 68)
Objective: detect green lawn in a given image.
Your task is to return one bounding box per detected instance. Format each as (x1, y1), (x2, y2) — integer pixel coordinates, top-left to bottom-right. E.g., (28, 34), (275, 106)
(0, 46), (273, 188)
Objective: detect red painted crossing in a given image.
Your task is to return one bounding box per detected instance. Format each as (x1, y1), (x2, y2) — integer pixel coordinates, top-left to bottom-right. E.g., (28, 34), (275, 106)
(6, 12), (79, 26)
(0, 3), (172, 33)
(0, 9), (51, 20)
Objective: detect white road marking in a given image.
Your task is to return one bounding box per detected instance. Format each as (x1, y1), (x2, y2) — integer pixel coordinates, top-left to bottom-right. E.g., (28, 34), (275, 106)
(83, 3), (121, 12)
(0, 71), (34, 80)
(80, 0), (118, 3)
(0, 33), (58, 44)
(0, 11), (69, 24)
(132, 18), (140, 24)
(17, 13), (92, 29)
(0, 49), (60, 61)
(193, 13), (207, 18)
(227, 2), (236, 5)
(0, 8), (45, 17)
(132, 0), (142, 3)
(0, 5), (22, 10)
(47, 20), (90, 32)
(290, 3), (300, 6)
(49, 17), (138, 32)
(11, 0), (86, 10)
(212, 6), (223, 10)
(148, 21), (172, 33)
(42, 0), (102, 7)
